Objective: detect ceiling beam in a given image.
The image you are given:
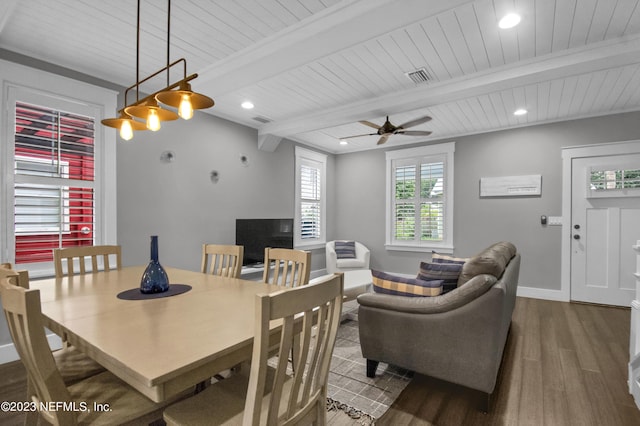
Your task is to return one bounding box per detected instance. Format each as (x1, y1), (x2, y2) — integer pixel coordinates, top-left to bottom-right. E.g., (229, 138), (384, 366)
(258, 33), (640, 138)
(196, 0), (474, 98)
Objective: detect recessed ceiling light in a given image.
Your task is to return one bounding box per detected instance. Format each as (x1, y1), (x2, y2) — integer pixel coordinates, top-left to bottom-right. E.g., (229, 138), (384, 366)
(241, 101), (254, 109)
(513, 108), (527, 116)
(499, 13), (521, 29)
(339, 139), (348, 145)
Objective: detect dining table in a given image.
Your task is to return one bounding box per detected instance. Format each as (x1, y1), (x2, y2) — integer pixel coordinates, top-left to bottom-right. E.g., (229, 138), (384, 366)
(30, 266), (284, 403)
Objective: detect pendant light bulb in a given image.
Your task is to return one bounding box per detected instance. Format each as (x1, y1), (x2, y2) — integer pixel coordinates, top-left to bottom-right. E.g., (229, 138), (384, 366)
(178, 94), (194, 120)
(120, 120), (134, 140)
(147, 109), (161, 131)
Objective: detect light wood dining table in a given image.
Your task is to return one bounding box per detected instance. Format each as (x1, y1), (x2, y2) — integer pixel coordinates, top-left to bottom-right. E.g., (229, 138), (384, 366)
(30, 266), (283, 403)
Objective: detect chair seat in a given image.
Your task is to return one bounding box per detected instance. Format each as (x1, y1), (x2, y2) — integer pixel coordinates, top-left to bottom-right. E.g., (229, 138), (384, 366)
(71, 371), (178, 425)
(53, 347), (106, 385)
(164, 366), (290, 426)
(336, 258), (367, 269)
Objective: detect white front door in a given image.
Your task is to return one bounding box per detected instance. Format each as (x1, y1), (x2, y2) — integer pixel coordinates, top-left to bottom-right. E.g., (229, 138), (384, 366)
(570, 153), (640, 306)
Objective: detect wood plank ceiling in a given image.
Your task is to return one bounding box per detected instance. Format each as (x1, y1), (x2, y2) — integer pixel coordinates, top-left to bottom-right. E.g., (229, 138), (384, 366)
(1, 0), (640, 153)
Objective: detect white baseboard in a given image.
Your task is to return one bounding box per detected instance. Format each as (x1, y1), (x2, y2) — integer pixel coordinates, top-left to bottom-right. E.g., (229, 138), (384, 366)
(0, 333), (62, 365)
(517, 285), (569, 302)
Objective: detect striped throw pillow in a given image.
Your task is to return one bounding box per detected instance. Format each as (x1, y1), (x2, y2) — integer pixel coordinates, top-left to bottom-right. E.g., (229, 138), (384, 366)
(431, 252), (468, 264)
(334, 240), (356, 259)
(372, 270), (443, 297)
(417, 261), (463, 294)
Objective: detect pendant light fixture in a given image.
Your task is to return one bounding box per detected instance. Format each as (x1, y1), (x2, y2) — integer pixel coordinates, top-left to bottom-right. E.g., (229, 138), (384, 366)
(101, 0), (214, 139)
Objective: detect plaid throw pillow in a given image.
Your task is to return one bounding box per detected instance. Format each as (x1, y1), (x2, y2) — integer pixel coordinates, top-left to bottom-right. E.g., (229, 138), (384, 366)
(372, 270), (443, 297)
(334, 240), (356, 259)
(417, 261), (463, 294)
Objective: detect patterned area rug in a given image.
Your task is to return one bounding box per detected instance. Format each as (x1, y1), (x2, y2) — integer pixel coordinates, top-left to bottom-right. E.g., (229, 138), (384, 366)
(325, 301), (413, 424)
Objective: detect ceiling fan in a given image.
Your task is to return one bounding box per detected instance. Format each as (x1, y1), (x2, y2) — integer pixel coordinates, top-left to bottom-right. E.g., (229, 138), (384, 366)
(340, 115), (433, 145)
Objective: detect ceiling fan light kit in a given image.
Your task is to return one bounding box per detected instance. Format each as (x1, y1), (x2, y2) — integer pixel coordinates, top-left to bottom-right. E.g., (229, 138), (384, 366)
(101, 0), (214, 140)
(341, 115), (433, 145)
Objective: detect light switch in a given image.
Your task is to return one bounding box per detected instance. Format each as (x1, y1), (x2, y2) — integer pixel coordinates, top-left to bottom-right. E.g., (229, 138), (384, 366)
(547, 216), (563, 226)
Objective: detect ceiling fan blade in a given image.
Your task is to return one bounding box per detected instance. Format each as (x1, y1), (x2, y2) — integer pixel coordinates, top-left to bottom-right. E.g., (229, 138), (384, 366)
(398, 115), (432, 129)
(359, 120), (381, 129)
(340, 132), (378, 139)
(377, 135), (389, 145)
(395, 130), (433, 136)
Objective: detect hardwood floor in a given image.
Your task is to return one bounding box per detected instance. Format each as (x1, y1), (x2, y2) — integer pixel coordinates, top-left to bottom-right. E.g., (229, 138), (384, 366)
(378, 297), (640, 426)
(1, 297), (638, 425)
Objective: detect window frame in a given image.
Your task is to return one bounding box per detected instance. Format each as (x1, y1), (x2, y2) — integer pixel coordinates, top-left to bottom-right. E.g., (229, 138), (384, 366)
(294, 146), (327, 249)
(1, 59), (117, 277)
(385, 142), (455, 253)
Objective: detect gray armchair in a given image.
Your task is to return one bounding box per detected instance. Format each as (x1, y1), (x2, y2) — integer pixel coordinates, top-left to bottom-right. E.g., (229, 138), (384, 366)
(357, 242), (520, 411)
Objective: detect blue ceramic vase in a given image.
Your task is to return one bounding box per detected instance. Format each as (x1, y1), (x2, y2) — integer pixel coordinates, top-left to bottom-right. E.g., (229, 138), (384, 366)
(140, 235), (170, 294)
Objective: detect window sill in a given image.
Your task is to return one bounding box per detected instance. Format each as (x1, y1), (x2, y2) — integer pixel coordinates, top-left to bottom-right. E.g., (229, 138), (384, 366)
(295, 241), (326, 251)
(385, 243), (454, 254)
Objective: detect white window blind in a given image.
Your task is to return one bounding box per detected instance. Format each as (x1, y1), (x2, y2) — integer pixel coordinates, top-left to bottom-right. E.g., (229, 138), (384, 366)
(300, 164), (321, 239)
(386, 143), (454, 252)
(294, 147), (326, 248)
(13, 101), (96, 264)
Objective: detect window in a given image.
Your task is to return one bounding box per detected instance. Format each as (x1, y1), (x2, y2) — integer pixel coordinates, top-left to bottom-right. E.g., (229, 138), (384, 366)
(294, 146), (326, 248)
(1, 59), (117, 277)
(590, 169), (640, 190)
(13, 102), (95, 264)
(385, 142), (454, 252)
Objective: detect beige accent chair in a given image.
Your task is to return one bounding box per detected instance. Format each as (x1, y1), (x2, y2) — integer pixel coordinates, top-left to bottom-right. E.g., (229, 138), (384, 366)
(53, 245), (122, 278)
(325, 240), (370, 273)
(262, 247), (311, 287)
(163, 273), (344, 425)
(201, 244), (244, 278)
(0, 273), (180, 425)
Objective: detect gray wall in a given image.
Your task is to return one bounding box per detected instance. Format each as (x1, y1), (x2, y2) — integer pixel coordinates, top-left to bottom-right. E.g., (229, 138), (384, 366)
(116, 114), (331, 273)
(334, 111), (640, 290)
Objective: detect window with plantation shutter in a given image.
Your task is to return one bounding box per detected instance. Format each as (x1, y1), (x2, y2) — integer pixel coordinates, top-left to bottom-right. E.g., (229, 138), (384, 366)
(1, 62), (116, 278)
(300, 164), (321, 239)
(386, 142), (455, 252)
(13, 102), (96, 264)
(295, 147), (326, 248)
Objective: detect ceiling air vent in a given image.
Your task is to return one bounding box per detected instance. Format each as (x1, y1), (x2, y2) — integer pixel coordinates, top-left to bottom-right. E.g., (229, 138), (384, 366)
(405, 68), (432, 84)
(252, 116), (272, 124)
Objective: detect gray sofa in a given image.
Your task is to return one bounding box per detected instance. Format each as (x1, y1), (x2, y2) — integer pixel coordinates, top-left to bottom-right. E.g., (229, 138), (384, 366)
(357, 242), (520, 410)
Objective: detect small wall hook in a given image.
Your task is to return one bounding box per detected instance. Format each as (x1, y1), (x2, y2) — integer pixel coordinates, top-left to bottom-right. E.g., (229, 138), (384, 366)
(160, 151), (175, 163)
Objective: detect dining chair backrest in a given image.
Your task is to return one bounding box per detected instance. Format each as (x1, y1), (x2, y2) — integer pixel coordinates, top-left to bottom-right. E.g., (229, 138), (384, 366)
(262, 247), (311, 288)
(201, 244), (244, 278)
(0, 276), (77, 425)
(53, 245), (122, 278)
(244, 272), (343, 425)
(0, 263), (28, 289)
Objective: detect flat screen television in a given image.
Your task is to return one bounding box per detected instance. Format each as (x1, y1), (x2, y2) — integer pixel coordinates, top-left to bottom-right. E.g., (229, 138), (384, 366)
(235, 218), (294, 266)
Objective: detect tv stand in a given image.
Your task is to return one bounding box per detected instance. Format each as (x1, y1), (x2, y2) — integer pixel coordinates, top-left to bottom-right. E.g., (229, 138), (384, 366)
(241, 263), (270, 281)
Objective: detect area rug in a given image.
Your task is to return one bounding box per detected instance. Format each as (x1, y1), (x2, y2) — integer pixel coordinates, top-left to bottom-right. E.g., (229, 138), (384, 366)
(325, 301), (413, 424)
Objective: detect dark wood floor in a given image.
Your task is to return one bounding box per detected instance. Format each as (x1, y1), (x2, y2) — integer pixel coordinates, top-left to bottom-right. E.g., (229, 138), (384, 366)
(378, 297), (640, 426)
(2, 297), (639, 425)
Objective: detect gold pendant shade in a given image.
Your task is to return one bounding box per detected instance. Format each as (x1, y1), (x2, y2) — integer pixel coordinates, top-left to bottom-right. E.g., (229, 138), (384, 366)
(156, 82), (215, 111)
(101, 0), (214, 140)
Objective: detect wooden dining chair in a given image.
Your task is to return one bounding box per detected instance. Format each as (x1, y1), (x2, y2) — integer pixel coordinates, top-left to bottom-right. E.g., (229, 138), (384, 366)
(201, 244), (244, 278)
(0, 263), (106, 387)
(0, 274), (181, 426)
(262, 247), (311, 287)
(53, 245), (122, 278)
(163, 272), (344, 426)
